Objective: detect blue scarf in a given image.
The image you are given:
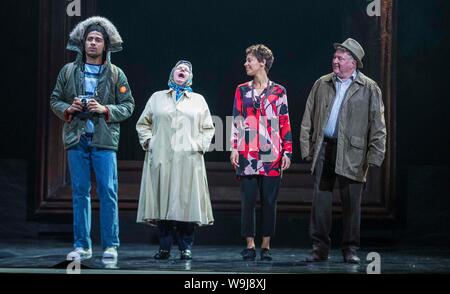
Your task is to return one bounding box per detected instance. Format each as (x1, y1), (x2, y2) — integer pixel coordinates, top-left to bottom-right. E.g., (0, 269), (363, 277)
(168, 81), (193, 102)
(168, 60), (193, 102)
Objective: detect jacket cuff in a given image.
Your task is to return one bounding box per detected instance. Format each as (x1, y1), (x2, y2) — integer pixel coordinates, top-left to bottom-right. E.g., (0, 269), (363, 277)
(142, 138), (150, 151)
(64, 109), (73, 122)
(104, 106), (110, 122)
(367, 155), (383, 167)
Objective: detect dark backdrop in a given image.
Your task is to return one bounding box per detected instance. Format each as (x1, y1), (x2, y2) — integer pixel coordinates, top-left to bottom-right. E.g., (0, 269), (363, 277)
(98, 0), (346, 162)
(0, 0), (449, 245)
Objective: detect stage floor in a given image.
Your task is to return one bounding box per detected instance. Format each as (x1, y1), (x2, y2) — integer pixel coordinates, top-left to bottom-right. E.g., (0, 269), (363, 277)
(0, 240), (449, 274)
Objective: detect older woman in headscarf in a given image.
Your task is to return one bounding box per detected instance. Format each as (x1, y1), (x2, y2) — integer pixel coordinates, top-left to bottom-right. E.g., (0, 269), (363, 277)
(136, 60), (215, 260)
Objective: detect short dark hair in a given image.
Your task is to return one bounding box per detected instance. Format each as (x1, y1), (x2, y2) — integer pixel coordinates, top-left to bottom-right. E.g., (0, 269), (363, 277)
(246, 44), (274, 73)
(83, 24), (109, 63)
(84, 24), (109, 50)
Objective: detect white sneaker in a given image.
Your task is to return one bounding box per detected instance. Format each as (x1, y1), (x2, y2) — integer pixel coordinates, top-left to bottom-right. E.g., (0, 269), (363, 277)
(67, 247), (92, 261)
(102, 246), (118, 259)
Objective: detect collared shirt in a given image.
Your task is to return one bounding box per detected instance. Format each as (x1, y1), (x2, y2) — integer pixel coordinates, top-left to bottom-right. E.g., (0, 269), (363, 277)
(323, 70), (357, 138)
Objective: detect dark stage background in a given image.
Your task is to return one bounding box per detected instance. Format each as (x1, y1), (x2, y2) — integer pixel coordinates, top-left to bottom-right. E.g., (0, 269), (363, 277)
(0, 0), (449, 247)
(96, 0), (346, 162)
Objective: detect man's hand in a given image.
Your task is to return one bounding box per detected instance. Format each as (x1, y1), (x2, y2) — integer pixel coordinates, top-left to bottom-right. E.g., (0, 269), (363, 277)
(304, 155), (313, 163)
(364, 164), (379, 191)
(367, 164), (379, 175)
(230, 150), (239, 169)
(282, 155), (291, 171)
(88, 99), (107, 114)
(66, 98), (83, 114)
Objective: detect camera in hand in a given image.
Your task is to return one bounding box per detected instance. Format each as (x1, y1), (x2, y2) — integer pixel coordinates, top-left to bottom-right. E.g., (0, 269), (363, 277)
(76, 95), (93, 120)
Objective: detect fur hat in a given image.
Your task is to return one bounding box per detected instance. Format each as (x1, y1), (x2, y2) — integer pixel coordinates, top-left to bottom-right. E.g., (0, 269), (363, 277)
(67, 16), (123, 54)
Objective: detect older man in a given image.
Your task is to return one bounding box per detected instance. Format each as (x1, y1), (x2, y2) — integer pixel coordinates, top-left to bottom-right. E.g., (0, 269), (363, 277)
(300, 38), (386, 263)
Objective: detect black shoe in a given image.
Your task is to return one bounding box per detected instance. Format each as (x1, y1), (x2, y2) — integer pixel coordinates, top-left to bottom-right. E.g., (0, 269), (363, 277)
(180, 249), (192, 260)
(154, 249), (170, 260)
(343, 250), (360, 264)
(240, 248), (256, 261)
(260, 248), (272, 261)
(304, 250), (329, 262)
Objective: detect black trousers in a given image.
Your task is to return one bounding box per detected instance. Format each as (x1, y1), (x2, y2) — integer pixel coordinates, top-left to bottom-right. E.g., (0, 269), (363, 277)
(157, 220), (195, 251)
(240, 175), (281, 237)
(310, 140), (363, 254)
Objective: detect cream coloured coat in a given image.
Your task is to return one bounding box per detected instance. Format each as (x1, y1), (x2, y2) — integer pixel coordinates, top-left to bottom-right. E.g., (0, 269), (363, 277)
(136, 89), (215, 225)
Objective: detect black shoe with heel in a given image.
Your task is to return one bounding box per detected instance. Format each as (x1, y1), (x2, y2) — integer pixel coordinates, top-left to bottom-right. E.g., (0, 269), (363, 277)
(241, 248), (256, 261)
(260, 248), (272, 261)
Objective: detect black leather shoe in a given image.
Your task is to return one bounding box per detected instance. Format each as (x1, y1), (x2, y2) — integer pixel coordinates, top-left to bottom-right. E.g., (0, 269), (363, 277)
(154, 249), (170, 260)
(304, 251), (329, 262)
(260, 248), (272, 261)
(240, 248), (256, 261)
(343, 250), (360, 264)
(180, 249), (192, 260)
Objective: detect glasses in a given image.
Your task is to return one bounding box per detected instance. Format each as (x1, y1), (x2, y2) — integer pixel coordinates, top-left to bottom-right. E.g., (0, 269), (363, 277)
(175, 66), (191, 73)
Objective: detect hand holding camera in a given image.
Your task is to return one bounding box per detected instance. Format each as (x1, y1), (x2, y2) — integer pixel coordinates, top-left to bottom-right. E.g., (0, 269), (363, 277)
(70, 96), (107, 120)
(66, 98), (83, 114)
(86, 98), (107, 114)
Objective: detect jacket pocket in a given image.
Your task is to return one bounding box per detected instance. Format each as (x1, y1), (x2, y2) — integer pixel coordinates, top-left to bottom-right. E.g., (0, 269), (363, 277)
(347, 136), (365, 171)
(63, 122), (78, 146)
(350, 136), (365, 149)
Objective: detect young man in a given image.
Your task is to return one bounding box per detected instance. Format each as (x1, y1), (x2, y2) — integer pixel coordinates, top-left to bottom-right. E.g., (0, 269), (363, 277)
(50, 17), (134, 261)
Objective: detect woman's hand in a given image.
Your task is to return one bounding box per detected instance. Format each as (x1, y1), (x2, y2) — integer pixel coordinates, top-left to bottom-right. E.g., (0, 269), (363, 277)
(230, 150), (239, 169)
(282, 155), (291, 171)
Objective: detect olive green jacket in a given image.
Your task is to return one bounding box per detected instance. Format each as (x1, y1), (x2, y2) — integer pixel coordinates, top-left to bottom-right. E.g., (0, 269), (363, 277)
(300, 71), (386, 182)
(50, 16), (134, 150)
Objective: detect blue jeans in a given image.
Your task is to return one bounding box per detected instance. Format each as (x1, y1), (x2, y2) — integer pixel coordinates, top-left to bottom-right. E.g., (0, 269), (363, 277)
(67, 135), (120, 249)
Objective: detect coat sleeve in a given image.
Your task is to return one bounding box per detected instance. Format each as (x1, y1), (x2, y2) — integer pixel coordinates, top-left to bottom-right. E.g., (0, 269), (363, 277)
(198, 96), (215, 153)
(230, 86), (243, 151)
(136, 94), (154, 150)
(367, 85), (387, 166)
(300, 80), (318, 160)
(50, 64), (72, 122)
(106, 67), (135, 123)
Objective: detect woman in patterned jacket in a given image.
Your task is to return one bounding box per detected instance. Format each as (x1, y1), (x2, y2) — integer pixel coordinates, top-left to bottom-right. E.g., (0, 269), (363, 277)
(230, 44), (293, 261)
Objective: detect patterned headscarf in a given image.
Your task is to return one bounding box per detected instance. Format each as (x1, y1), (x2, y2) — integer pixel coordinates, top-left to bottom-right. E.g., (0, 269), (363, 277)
(168, 60), (193, 102)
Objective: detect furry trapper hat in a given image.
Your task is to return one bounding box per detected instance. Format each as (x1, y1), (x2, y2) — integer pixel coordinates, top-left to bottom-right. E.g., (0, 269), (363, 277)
(66, 16), (123, 54)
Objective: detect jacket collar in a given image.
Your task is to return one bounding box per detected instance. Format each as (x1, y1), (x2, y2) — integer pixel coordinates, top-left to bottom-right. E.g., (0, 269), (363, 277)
(325, 70), (365, 86)
(165, 88), (192, 98)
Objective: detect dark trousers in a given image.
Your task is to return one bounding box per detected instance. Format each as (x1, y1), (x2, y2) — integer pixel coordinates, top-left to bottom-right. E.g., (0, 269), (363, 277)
(240, 176), (281, 237)
(157, 220), (195, 251)
(310, 141), (363, 254)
